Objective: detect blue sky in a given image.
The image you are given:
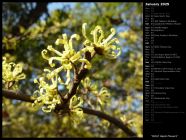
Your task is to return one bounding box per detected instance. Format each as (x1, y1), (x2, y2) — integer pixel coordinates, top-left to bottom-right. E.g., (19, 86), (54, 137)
(39, 2), (76, 20)
(47, 2), (76, 13)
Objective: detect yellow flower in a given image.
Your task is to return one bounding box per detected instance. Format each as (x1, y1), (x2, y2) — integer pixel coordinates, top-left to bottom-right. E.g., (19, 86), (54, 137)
(81, 77), (98, 92)
(96, 87), (110, 106)
(32, 70), (62, 113)
(82, 23), (121, 59)
(69, 95), (84, 125)
(41, 33), (91, 85)
(2, 57), (26, 89)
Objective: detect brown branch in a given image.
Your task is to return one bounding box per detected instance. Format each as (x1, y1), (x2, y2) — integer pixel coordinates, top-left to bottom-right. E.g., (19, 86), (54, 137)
(2, 89), (34, 103)
(2, 89), (137, 137)
(82, 107), (136, 137)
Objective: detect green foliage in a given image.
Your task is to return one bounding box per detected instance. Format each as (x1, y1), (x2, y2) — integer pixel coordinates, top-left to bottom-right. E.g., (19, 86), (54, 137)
(125, 52), (143, 92)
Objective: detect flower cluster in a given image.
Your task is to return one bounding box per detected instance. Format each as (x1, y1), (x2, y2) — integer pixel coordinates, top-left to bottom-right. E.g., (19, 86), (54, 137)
(33, 23), (120, 121)
(2, 57), (26, 90)
(41, 33), (91, 85)
(82, 23), (121, 59)
(32, 70), (62, 113)
(81, 77), (110, 107)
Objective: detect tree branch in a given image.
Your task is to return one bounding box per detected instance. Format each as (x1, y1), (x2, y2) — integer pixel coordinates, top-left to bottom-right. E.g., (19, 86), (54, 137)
(2, 89), (137, 137)
(82, 107), (136, 137)
(2, 89), (34, 103)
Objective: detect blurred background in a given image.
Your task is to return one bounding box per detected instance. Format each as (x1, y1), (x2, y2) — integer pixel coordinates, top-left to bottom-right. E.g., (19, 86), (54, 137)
(2, 2), (143, 138)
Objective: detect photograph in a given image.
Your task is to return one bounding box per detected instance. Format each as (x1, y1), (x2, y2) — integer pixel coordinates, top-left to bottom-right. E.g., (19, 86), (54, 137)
(2, 2), (143, 138)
